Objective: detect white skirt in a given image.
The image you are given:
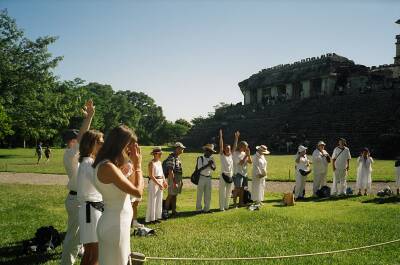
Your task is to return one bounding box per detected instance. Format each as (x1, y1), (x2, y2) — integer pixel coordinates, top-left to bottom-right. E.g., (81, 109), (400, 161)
(356, 166), (372, 190)
(79, 202), (102, 244)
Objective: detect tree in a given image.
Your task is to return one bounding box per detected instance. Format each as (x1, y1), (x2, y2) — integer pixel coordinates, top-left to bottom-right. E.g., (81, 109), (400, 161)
(175, 118), (192, 128)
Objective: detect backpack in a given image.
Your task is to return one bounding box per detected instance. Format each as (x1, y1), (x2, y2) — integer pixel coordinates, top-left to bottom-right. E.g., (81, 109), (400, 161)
(162, 155), (175, 177)
(23, 226), (61, 253)
(190, 156), (204, 185)
(243, 190), (253, 204)
(316, 186), (331, 198)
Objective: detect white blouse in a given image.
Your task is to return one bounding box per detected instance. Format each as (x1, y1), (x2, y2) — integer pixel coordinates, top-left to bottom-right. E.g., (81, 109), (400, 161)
(77, 157), (102, 203)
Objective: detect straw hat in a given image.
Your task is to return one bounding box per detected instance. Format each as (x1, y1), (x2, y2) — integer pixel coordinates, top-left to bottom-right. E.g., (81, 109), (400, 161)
(151, 146), (163, 155)
(174, 142), (186, 149)
(202, 143), (217, 153)
(256, 145), (270, 155)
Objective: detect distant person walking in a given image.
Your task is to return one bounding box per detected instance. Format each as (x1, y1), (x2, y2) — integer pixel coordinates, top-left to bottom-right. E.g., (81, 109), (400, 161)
(163, 142), (185, 217)
(93, 125), (144, 265)
(36, 142), (43, 165)
(332, 138), (351, 196)
(61, 100), (95, 265)
(294, 145), (311, 199)
(195, 144), (217, 213)
(251, 145), (270, 205)
(44, 145), (51, 163)
(232, 131), (252, 207)
(356, 148), (373, 196)
(77, 130), (104, 265)
(145, 147), (167, 224)
(218, 129), (235, 211)
(311, 141), (331, 196)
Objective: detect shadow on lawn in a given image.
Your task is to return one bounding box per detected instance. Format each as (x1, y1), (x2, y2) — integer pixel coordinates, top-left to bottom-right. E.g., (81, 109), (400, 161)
(362, 196), (400, 204)
(0, 241), (60, 265)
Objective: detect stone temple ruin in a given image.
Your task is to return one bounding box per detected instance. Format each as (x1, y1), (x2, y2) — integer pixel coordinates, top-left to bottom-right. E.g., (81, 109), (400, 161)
(183, 20), (400, 158)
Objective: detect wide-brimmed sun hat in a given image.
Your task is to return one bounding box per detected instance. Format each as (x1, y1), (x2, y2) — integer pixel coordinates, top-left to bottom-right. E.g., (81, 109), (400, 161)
(298, 145), (307, 153)
(256, 145), (270, 155)
(174, 142), (186, 149)
(151, 146), (163, 155)
(317, 141), (326, 146)
(238, 141), (249, 148)
(202, 143), (217, 153)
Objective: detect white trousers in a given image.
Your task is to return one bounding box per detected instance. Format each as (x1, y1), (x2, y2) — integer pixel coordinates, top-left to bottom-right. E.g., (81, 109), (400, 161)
(196, 175), (212, 211)
(332, 169), (347, 195)
(145, 180), (163, 222)
(251, 176), (265, 203)
(294, 172), (306, 199)
(219, 177), (232, 210)
(61, 194), (81, 265)
(313, 172), (327, 196)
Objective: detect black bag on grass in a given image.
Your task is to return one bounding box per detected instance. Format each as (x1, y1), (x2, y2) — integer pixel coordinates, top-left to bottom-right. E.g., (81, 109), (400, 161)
(23, 226), (61, 253)
(316, 186), (331, 198)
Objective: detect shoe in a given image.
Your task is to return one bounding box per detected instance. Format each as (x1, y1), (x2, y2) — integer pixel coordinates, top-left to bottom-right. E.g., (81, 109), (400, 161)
(132, 220), (144, 228)
(203, 210), (212, 214)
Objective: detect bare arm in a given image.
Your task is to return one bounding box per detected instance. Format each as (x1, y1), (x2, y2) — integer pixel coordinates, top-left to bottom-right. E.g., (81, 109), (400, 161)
(233, 131), (240, 152)
(219, 129), (224, 155)
(77, 100), (95, 143)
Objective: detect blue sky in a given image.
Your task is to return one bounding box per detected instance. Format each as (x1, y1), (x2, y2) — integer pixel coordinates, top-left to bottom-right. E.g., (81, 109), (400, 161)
(2, 0), (400, 121)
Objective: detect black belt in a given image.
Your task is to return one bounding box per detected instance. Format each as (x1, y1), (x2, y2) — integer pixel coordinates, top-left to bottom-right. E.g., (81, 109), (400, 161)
(86, 201), (104, 223)
(200, 174), (211, 178)
(69, 190), (77, 195)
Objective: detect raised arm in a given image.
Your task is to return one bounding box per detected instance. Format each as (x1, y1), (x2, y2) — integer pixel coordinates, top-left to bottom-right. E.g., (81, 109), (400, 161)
(77, 99), (95, 143)
(219, 129), (224, 155)
(233, 131), (240, 152)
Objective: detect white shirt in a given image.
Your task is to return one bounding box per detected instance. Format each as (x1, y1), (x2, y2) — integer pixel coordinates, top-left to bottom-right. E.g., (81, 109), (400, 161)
(252, 153), (267, 178)
(312, 149), (329, 174)
(197, 155), (215, 177)
(151, 160), (164, 178)
(220, 154), (233, 177)
(64, 143), (79, 191)
(233, 151), (248, 176)
(296, 154), (310, 171)
(77, 157), (102, 203)
(396, 165), (400, 177)
(332, 147), (351, 170)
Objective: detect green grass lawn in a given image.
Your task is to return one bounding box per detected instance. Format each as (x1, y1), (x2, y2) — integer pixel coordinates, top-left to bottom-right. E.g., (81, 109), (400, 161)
(0, 184), (399, 265)
(0, 148), (397, 182)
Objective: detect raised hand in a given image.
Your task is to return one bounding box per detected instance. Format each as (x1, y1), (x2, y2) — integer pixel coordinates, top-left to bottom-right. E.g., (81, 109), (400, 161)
(234, 131), (240, 139)
(82, 99), (95, 118)
(129, 142), (142, 170)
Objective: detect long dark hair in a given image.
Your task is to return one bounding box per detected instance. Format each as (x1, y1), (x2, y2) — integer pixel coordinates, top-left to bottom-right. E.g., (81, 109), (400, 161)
(93, 125), (138, 168)
(79, 130), (103, 163)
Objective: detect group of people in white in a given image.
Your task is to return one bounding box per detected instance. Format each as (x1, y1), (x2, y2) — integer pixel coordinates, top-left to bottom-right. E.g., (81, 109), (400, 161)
(59, 100), (400, 265)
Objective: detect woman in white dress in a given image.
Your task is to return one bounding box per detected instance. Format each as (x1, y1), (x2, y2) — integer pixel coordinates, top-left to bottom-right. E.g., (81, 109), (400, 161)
(356, 147), (373, 196)
(146, 147), (168, 223)
(294, 145), (311, 199)
(77, 130), (104, 265)
(218, 130), (235, 211)
(93, 125), (144, 265)
(251, 145), (270, 205)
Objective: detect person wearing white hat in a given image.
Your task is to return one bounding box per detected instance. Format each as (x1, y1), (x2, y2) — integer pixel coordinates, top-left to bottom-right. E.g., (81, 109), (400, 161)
(251, 145), (270, 205)
(332, 138), (351, 196)
(196, 143), (217, 213)
(218, 129), (235, 211)
(294, 145), (311, 199)
(312, 141), (331, 196)
(145, 147), (168, 223)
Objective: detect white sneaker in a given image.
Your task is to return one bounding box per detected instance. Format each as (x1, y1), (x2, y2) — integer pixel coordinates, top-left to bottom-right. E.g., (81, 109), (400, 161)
(132, 220), (144, 228)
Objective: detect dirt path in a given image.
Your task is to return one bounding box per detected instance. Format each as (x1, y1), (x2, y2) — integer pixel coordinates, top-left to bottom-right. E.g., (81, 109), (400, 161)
(0, 172), (396, 194)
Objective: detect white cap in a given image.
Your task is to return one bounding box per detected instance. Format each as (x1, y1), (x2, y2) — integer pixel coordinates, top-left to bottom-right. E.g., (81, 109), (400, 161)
(317, 141), (326, 146)
(298, 145), (307, 153)
(174, 142), (186, 149)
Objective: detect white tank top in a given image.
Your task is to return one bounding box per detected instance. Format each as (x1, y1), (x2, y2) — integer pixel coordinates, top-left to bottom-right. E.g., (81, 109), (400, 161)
(151, 161), (164, 178)
(77, 157), (102, 203)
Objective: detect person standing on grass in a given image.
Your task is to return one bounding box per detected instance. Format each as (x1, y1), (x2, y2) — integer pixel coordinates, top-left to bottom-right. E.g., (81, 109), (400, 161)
(232, 131), (252, 207)
(312, 141), (331, 196)
(251, 145), (270, 206)
(332, 138), (351, 196)
(93, 125), (144, 265)
(356, 147), (373, 196)
(146, 147), (168, 223)
(61, 100), (95, 265)
(196, 143), (217, 213)
(36, 142), (43, 165)
(294, 145), (311, 200)
(218, 129), (235, 211)
(163, 142), (185, 217)
(44, 145), (51, 163)
(121, 162), (144, 228)
(395, 157), (400, 196)
(77, 130), (104, 265)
